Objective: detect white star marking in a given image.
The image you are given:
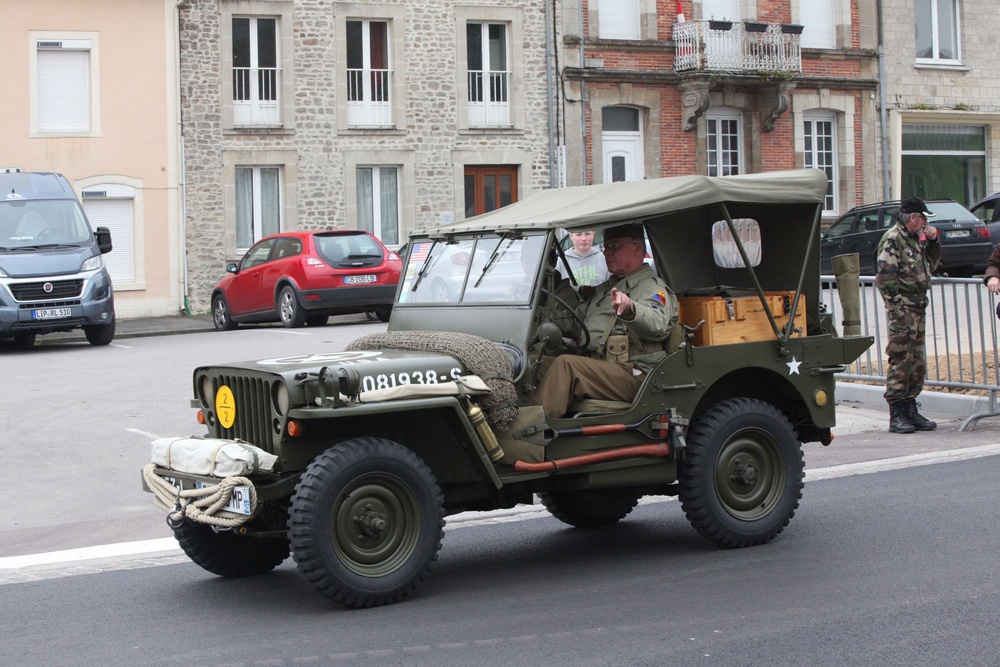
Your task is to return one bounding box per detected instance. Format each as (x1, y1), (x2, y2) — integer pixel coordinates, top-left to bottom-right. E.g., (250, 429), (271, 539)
(786, 356), (802, 375)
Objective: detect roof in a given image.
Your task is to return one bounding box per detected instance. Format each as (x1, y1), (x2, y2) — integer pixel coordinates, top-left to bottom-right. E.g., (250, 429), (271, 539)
(430, 169), (828, 235)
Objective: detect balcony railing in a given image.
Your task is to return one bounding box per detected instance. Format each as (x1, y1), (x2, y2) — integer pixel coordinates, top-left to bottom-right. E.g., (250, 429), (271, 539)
(673, 21), (801, 74)
(347, 68), (393, 127)
(468, 70), (512, 127)
(233, 66), (281, 125)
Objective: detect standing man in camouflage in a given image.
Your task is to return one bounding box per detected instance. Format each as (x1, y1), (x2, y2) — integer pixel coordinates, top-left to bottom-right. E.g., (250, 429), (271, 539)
(875, 197), (941, 433)
(536, 223), (677, 419)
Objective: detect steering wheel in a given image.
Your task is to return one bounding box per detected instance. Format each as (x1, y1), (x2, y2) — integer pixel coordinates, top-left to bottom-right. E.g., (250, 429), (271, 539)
(36, 228), (60, 242)
(536, 288), (591, 353)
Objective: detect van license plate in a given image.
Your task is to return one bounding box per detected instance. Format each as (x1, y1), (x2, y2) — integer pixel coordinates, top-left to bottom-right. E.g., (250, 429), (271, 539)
(33, 308), (72, 320)
(344, 274), (377, 285)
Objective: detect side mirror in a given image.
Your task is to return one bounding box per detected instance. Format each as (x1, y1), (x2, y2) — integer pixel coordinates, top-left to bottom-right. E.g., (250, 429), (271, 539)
(94, 226), (113, 254)
(226, 262), (239, 274)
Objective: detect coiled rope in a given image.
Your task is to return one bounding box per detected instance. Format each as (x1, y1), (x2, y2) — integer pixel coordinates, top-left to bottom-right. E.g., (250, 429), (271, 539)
(142, 463), (257, 528)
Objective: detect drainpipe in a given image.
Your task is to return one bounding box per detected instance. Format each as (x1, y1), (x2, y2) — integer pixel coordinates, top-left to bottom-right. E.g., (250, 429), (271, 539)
(175, 0), (190, 314)
(545, 0), (557, 188)
(578, 0), (588, 184)
(877, 0), (890, 200)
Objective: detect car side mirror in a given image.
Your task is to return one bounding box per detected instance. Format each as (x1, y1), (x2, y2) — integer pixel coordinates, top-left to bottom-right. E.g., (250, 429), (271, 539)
(94, 226), (113, 254)
(227, 262), (239, 274)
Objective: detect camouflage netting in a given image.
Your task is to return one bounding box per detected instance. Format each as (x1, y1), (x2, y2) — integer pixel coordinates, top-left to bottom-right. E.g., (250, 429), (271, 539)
(346, 331), (518, 430)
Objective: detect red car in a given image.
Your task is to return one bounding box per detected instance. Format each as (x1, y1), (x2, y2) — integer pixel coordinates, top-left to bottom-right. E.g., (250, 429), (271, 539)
(211, 230), (402, 330)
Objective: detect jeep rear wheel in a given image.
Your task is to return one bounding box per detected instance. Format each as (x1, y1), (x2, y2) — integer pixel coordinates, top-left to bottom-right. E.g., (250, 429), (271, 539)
(539, 489), (641, 528)
(288, 438), (445, 608)
(678, 398), (803, 548)
(173, 520), (290, 577)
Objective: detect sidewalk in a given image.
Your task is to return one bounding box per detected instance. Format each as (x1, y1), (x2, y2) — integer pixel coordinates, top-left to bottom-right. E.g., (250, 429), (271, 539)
(39, 313), (216, 343)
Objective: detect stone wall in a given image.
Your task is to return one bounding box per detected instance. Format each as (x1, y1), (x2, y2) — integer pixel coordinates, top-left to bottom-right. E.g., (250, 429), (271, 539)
(180, 0), (553, 313)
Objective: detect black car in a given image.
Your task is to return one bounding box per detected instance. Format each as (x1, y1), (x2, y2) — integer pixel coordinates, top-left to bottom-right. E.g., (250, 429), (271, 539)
(820, 199), (993, 277)
(970, 192), (1000, 271)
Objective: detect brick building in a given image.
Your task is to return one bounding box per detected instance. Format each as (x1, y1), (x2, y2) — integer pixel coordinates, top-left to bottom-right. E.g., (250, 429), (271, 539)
(178, 0), (555, 313)
(556, 0), (881, 224)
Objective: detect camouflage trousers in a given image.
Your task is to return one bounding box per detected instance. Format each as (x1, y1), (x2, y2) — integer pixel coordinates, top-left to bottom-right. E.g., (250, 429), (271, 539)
(883, 305), (927, 405)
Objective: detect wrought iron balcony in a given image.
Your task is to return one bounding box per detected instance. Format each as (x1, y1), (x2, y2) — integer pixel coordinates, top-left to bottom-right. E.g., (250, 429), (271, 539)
(673, 21), (801, 74)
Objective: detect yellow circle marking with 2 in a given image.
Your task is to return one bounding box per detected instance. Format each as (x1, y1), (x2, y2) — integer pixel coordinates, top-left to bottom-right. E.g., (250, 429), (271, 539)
(216, 385), (236, 429)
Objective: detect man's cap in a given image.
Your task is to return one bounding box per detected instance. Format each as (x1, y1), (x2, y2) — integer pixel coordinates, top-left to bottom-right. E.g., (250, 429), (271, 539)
(603, 223), (645, 243)
(900, 197), (935, 217)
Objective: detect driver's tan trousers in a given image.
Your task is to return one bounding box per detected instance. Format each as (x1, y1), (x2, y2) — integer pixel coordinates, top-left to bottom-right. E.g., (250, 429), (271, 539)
(535, 354), (644, 419)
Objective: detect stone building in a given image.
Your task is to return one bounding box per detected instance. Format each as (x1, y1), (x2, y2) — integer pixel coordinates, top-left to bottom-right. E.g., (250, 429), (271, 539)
(556, 0), (882, 223)
(878, 0), (1000, 206)
(179, 0), (556, 313)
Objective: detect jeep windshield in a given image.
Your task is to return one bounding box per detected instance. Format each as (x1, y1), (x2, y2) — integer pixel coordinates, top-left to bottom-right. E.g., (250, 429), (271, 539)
(398, 233), (547, 305)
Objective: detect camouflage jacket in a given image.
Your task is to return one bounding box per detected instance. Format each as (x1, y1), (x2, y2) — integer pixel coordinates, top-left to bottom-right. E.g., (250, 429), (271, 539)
(581, 264), (678, 373)
(875, 221), (941, 309)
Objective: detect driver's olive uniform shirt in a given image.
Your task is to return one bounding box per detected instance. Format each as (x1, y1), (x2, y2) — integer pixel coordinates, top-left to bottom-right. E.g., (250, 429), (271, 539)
(581, 264), (678, 373)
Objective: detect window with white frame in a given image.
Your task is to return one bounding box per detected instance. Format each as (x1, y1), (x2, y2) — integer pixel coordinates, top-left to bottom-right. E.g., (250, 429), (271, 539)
(915, 0), (960, 62)
(82, 187), (135, 283)
(357, 166), (400, 245)
(347, 19), (392, 127)
(803, 113), (838, 211)
(35, 39), (92, 133)
(467, 22), (511, 127)
(598, 0), (639, 40)
(232, 17), (280, 125)
(706, 109), (743, 176)
(235, 166), (281, 250)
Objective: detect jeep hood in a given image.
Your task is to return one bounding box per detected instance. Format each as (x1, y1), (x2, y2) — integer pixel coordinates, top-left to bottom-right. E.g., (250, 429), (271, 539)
(206, 348), (467, 385)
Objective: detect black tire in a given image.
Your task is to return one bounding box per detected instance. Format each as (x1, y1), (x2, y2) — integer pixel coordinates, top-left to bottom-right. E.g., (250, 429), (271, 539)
(306, 314), (328, 327)
(277, 285), (307, 328)
(11, 333), (37, 348)
(84, 316), (116, 346)
(374, 306), (391, 323)
(678, 398), (803, 548)
(947, 265), (975, 278)
(173, 520), (290, 578)
(213, 294), (238, 331)
(288, 438), (445, 608)
(539, 489), (641, 528)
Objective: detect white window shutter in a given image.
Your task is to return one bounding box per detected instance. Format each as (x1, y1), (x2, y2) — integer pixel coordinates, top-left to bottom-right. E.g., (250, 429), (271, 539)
(599, 0), (639, 39)
(37, 49), (90, 131)
(799, 0), (836, 49)
(83, 198), (134, 283)
(702, 0), (740, 22)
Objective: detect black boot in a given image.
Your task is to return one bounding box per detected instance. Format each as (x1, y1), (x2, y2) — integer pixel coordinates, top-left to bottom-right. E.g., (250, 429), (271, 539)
(905, 399), (937, 431)
(889, 402), (915, 434)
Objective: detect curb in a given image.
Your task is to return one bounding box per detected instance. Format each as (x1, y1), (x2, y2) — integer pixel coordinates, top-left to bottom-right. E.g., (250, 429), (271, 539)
(837, 380), (991, 418)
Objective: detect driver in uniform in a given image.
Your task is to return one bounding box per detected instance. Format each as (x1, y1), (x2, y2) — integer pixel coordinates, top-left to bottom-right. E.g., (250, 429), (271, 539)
(535, 223), (677, 419)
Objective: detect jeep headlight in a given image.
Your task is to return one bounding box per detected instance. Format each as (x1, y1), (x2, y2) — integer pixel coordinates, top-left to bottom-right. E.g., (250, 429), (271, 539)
(199, 375), (215, 408)
(272, 381), (289, 416)
(81, 256), (104, 272)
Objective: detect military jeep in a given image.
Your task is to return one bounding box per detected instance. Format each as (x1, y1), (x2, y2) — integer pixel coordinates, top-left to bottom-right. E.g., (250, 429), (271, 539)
(142, 169), (872, 608)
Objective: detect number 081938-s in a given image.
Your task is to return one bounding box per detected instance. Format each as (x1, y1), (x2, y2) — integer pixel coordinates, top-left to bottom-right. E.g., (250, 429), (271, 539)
(361, 367), (462, 393)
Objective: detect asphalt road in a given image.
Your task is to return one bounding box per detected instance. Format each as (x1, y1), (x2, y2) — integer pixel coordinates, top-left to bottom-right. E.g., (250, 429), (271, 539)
(1, 458), (998, 667)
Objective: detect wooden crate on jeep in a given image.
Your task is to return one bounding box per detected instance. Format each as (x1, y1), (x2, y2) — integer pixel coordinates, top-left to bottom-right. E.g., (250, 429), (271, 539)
(678, 291), (806, 346)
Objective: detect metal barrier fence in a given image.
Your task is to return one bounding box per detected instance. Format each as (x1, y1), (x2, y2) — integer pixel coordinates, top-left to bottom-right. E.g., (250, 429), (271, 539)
(821, 275), (1000, 431)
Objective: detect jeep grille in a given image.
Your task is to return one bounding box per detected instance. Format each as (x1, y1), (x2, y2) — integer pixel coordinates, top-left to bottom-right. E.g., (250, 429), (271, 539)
(209, 372), (277, 453)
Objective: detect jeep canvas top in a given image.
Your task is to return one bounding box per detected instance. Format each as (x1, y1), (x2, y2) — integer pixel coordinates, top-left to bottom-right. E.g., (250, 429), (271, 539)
(141, 169), (872, 608)
(0, 169), (116, 347)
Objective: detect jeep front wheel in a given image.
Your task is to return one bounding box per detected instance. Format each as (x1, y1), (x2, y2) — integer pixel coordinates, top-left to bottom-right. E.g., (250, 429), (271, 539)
(539, 489), (641, 528)
(678, 398), (803, 548)
(288, 438), (445, 608)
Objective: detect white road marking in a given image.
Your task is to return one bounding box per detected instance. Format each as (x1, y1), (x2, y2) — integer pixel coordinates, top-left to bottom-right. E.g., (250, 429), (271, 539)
(126, 428), (161, 440)
(110, 342), (133, 349)
(2, 442), (999, 576)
